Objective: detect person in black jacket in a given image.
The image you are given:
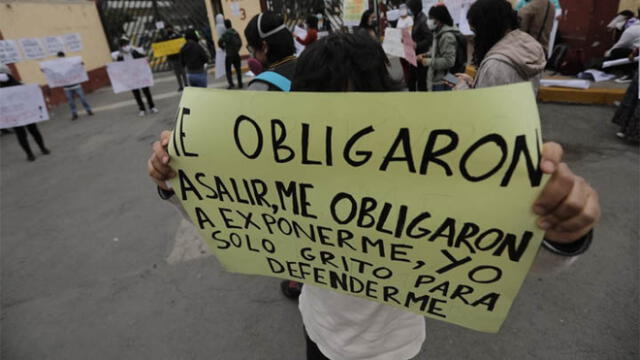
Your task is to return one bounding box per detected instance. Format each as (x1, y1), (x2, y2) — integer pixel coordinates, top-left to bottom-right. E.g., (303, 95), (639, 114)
(180, 29), (210, 88)
(218, 20), (243, 89)
(0, 65), (50, 162)
(407, 0), (433, 91)
(164, 25), (187, 92)
(114, 38), (158, 117)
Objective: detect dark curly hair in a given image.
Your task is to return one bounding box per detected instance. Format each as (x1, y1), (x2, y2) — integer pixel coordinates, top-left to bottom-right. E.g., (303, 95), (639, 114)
(292, 32), (400, 92)
(467, 0), (519, 66)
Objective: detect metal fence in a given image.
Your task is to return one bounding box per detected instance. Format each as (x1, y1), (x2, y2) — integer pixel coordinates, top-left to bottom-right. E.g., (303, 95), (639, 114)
(264, 0), (345, 32)
(96, 0), (213, 72)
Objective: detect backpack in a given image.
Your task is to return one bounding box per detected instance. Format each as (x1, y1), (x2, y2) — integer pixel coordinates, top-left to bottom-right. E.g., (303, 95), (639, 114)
(448, 31), (468, 74)
(226, 31), (242, 55)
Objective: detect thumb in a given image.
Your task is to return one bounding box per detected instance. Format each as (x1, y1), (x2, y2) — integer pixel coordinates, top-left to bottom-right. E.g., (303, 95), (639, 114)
(540, 141), (563, 174)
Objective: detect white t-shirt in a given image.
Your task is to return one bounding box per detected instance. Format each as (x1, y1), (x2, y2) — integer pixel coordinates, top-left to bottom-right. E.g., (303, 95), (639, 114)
(299, 284), (425, 360)
(396, 16), (414, 30)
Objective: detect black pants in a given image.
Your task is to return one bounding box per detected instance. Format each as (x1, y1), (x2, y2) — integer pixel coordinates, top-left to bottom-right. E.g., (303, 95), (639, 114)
(170, 60), (187, 89)
(132, 87), (155, 111)
(14, 124), (46, 157)
(407, 63), (427, 91)
(305, 332), (330, 360)
(225, 54), (243, 87)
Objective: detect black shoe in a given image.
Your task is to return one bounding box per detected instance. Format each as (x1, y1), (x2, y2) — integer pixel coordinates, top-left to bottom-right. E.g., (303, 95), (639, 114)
(87, 110), (94, 116)
(238, 84), (244, 89)
(280, 280), (303, 299)
(27, 154), (36, 162)
(227, 84), (235, 90)
(178, 87), (184, 92)
(41, 148), (50, 155)
(71, 113), (78, 121)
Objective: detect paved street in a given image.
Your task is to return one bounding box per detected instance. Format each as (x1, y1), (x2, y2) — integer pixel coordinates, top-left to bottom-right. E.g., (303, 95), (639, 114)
(1, 71), (638, 360)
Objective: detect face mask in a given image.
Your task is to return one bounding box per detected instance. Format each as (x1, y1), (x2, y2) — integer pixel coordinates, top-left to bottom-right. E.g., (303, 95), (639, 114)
(370, 19), (378, 27)
(0, 73), (8, 82)
(427, 19), (437, 30)
(400, 9), (408, 16)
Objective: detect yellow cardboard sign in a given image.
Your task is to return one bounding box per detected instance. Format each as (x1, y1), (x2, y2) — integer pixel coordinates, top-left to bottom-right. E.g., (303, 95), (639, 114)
(151, 38), (186, 57)
(168, 83), (548, 333)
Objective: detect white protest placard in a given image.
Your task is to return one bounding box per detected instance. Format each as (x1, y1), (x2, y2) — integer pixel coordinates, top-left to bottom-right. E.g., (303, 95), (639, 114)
(19, 38), (46, 60)
(107, 58), (154, 93)
(383, 28), (405, 58)
(0, 84), (49, 129)
(44, 36), (65, 56)
(39, 56), (89, 88)
(0, 40), (22, 64)
(63, 33), (83, 52)
(215, 50), (226, 79)
(294, 26), (307, 57)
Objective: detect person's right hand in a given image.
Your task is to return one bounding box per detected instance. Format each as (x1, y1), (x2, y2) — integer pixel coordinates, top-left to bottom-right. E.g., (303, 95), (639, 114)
(148, 130), (176, 191)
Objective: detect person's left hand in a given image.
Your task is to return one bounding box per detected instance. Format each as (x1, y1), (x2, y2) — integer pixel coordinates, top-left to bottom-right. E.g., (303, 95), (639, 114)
(533, 142), (601, 243)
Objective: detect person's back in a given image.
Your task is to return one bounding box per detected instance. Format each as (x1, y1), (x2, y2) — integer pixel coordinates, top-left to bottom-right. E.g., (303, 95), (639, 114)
(219, 27), (242, 56)
(180, 30), (209, 73)
(518, 0), (555, 51)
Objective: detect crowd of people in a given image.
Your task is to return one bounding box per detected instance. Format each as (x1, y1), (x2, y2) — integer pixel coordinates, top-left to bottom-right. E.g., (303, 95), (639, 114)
(147, 1), (604, 359)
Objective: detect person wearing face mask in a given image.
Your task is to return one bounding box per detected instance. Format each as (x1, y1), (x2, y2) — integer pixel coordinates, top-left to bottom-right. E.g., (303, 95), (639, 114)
(358, 9), (379, 40)
(296, 15), (319, 47)
(518, 0), (555, 52)
(163, 24), (187, 92)
(396, 4), (414, 30)
(0, 64), (50, 162)
(417, 4), (462, 91)
(244, 12), (297, 92)
(112, 37), (158, 117)
(406, 0), (433, 91)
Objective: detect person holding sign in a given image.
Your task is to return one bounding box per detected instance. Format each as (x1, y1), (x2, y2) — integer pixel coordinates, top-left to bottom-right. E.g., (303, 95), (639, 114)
(416, 4), (464, 92)
(112, 37), (158, 117)
(0, 65), (50, 162)
(406, 0), (433, 92)
(147, 31), (600, 360)
(56, 52), (93, 120)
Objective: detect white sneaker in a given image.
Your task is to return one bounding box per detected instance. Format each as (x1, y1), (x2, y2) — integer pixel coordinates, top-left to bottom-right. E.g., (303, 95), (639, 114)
(139, 110), (146, 117)
(151, 107), (159, 113)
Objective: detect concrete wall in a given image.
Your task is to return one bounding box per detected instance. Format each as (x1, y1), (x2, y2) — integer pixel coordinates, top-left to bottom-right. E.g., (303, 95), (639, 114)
(0, 0), (112, 106)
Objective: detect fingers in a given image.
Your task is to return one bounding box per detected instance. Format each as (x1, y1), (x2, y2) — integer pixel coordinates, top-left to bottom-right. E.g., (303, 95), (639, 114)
(540, 141), (563, 173)
(153, 140), (171, 167)
(147, 157), (171, 190)
(543, 188), (601, 242)
(533, 163), (575, 217)
(148, 130), (177, 190)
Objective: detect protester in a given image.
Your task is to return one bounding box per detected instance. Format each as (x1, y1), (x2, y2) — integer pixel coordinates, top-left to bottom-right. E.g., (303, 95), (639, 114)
(518, 0), (555, 52)
(416, 4), (461, 91)
(396, 4), (413, 29)
(215, 14), (227, 40)
(454, 0), (546, 91)
(180, 29), (210, 88)
(244, 12), (297, 92)
(163, 24), (187, 91)
(0, 64), (50, 162)
(603, 23), (640, 83)
(56, 51), (93, 120)
(218, 20), (243, 89)
(147, 31), (600, 360)
(406, 0), (433, 91)
(295, 15), (319, 46)
(612, 48), (640, 142)
(113, 37), (158, 117)
(357, 9), (379, 40)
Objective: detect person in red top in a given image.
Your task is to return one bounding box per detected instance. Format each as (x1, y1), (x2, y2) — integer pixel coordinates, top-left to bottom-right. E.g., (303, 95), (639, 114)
(296, 15), (319, 46)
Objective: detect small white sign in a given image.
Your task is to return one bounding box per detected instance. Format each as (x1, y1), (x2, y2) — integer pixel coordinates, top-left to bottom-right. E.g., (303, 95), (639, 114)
(0, 40), (22, 64)
(63, 33), (83, 52)
(39, 56), (89, 88)
(0, 84), (50, 129)
(44, 36), (65, 56)
(107, 58), (154, 93)
(19, 38), (46, 60)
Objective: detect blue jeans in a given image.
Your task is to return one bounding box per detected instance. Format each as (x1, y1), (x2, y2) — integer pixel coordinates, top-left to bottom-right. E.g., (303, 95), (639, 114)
(187, 72), (208, 88)
(63, 86), (92, 114)
(432, 84), (452, 92)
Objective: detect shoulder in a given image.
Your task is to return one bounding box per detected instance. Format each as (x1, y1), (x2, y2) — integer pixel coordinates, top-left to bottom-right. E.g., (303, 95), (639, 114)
(475, 56), (522, 88)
